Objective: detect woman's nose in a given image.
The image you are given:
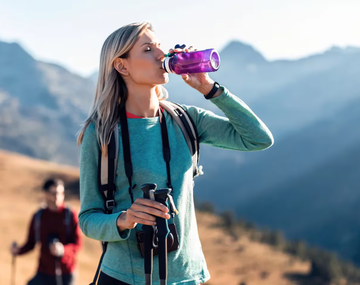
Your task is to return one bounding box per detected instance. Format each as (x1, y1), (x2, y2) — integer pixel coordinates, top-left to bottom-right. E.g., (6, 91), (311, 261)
(157, 47), (166, 60)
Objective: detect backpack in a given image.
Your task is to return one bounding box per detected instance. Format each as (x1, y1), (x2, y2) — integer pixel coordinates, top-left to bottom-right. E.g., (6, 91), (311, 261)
(90, 101), (202, 284)
(98, 101), (202, 210)
(34, 206), (73, 243)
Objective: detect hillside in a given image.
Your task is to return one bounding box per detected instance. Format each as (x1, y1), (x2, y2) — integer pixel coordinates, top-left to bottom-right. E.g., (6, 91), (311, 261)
(0, 149), (313, 285)
(236, 141), (360, 263)
(0, 41), (94, 165)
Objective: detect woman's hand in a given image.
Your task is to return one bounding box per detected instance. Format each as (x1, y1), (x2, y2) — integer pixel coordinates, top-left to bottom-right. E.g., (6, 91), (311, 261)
(117, 198), (170, 232)
(168, 46), (218, 96)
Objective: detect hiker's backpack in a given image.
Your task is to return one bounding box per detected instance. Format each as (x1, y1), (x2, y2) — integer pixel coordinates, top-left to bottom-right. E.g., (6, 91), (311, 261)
(34, 206), (73, 243)
(98, 101), (202, 211)
(90, 101), (202, 284)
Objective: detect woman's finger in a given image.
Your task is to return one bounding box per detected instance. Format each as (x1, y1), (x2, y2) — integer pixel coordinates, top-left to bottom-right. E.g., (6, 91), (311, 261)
(181, 74), (189, 81)
(132, 204), (170, 220)
(130, 209), (157, 222)
(169, 46), (195, 54)
(134, 198), (169, 212)
(126, 209), (156, 226)
(130, 216), (157, 226)
(132, 201), (170, 219)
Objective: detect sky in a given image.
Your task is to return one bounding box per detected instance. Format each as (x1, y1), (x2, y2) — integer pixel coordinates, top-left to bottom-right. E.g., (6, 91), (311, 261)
(0, 0), (359, 77)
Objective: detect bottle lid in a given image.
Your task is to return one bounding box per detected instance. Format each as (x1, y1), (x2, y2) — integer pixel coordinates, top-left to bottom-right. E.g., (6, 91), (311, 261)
(210, 50), (220, 70)
(162, 57), (175, 74)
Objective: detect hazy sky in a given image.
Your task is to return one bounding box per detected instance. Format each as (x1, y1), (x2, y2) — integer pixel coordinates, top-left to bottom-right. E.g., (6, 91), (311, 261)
(1, 0), (359, 77)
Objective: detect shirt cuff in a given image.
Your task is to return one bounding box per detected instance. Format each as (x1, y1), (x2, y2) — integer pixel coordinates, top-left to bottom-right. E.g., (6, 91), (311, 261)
(116, 211), (131, 240)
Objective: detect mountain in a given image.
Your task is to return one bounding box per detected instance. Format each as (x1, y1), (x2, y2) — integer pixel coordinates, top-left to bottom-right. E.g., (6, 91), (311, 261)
(248, 49), (360, 139)
(229, 96), (360, 263)
(197, 89), (360, 206)
(0, 41), (95, 165)
(2, 39), (360, 265)
(234, 140), (360, 264)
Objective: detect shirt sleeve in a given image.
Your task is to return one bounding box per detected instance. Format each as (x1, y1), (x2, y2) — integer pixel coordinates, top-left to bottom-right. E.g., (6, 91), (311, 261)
(62, 209), (82, 263)
(78, 123), (131, 242)
(182, 86), (274, 151)
(18, 214), (37, 255)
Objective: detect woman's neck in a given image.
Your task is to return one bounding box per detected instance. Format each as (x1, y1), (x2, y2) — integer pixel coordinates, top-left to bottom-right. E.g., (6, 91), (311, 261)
(125, 84), (160, 118)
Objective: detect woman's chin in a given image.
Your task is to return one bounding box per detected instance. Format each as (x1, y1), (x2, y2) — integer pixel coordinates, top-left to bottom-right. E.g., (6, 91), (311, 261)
(164, 75), (170, 83)
(159, 73), (169, 84)
(148, 72), (169, 85)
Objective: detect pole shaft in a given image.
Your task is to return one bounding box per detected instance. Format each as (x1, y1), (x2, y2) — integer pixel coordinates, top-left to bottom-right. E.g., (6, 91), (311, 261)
(11, 256), (16, 285)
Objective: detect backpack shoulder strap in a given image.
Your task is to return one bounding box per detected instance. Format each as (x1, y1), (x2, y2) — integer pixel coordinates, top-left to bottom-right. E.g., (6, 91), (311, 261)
(34, 208), (44, 243)
(92, 124), (119, 285)
(160, 101), (202, 178)
(97, 124), (119, 213)
(64, 206), (73, 240)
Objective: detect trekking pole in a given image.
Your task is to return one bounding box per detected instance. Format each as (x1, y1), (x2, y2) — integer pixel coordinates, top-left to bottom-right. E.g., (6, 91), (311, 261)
(52, 239), (63, 285)
(11, 241), (17, 285)
(141, 184), (158, 285)
(143, 216), (154, 285)
(154, 189), (171, 285)
(141, 184), (172, 285)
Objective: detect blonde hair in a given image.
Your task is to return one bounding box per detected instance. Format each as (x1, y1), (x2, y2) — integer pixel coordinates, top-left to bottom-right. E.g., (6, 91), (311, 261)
(77, 22), (168, 154)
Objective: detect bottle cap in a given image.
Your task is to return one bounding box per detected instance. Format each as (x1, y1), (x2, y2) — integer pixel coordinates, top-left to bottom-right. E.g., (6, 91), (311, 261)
(210, 50), (220, 70)
(162, 57), (175, 74)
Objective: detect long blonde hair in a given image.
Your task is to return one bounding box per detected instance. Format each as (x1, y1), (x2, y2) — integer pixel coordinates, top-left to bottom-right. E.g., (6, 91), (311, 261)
(77, 22), (168, 154)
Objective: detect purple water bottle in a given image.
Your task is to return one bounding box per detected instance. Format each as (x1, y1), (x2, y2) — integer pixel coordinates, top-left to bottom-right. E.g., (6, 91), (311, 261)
(162, 48), (221, 74)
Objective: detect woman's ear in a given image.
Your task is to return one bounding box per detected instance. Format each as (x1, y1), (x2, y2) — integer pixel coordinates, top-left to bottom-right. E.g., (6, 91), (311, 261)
(114, 58), (129, 76)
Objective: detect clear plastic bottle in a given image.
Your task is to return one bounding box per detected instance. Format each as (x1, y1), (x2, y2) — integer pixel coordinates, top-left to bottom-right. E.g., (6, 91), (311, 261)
(162, 48), (221, 74)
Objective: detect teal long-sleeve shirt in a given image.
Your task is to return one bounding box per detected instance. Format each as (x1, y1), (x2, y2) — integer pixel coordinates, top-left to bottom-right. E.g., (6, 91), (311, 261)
(79, 86), (273, 285)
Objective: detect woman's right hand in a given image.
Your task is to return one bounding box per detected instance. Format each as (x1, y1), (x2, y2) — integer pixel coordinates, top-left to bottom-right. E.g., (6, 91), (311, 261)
(116, 198), (170, 231)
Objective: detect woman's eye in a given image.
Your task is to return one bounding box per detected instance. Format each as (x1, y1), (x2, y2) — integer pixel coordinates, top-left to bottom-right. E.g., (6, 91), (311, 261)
(145, 47), (151, 52)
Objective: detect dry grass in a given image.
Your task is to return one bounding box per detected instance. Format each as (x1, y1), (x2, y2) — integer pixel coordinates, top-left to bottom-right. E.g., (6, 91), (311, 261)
(0, 150), (312, 285)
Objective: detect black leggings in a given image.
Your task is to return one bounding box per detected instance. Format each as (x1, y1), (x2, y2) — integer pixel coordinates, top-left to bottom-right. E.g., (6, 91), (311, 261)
(98, 272), (202, 285)
(98, 272), (130, 285)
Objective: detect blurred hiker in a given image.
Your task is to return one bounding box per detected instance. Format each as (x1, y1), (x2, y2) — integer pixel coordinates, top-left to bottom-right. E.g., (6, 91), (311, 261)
(10, 178), (81, 285)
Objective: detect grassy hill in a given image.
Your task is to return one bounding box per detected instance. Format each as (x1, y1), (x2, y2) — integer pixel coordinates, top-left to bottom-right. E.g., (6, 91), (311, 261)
(0, 149), (334, 285)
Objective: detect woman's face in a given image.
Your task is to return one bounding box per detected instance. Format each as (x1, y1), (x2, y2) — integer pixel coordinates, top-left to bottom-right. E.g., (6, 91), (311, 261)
(121, 29), (168, 86)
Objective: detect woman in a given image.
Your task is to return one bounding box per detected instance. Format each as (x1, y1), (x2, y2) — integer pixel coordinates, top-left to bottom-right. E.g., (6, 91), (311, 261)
(78, 22), (273, 285)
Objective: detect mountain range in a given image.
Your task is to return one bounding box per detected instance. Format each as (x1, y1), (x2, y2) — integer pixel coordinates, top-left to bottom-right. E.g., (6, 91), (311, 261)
(1, 38), (360, 264)
(0, 41), (94, 165)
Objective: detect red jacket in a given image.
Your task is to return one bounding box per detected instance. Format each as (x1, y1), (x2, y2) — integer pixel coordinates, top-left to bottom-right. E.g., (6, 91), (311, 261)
(18, 205), (81, 275)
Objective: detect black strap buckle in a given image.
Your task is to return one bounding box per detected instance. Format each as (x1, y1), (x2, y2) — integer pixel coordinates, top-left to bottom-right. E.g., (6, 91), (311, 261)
(105, 199), (115, 211)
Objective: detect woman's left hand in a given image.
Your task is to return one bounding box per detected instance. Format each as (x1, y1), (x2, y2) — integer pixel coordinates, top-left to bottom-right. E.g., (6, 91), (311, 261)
(168, 46), (216, 96)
